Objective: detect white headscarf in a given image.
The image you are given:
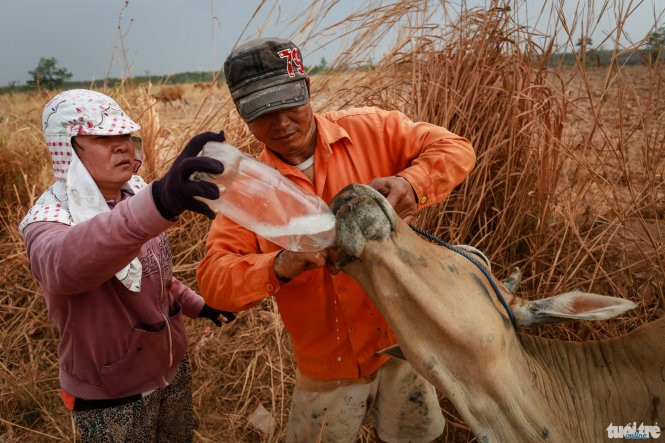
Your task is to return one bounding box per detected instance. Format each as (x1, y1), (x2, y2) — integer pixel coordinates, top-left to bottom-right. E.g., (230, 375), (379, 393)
(20, 89), (146, 292)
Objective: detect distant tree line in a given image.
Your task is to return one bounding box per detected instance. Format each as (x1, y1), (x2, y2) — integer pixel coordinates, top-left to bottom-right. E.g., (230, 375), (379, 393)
(26, 57), (72, 90)
(548, 26), (665, 67)
(546, 48), (664, 67)
(0, 56), (334, 94)
(3, 33), (665, 94)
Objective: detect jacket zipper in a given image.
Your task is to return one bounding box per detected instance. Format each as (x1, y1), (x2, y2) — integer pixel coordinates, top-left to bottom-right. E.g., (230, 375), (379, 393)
(153, 250), (174, 368)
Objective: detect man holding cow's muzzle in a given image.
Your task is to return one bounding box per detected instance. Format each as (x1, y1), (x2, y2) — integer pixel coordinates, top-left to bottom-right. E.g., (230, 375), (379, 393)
(197, 37), (476, 443)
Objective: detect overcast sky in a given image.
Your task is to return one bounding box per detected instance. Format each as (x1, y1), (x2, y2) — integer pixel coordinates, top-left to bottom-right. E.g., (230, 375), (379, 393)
(0, 0), (350, 86)
(1, 0), (663, 87)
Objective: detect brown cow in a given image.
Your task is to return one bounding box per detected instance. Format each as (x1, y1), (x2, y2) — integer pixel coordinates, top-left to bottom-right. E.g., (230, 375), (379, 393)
(330, 183), (664, 443)
(193, 82), (220, 90)
(151, 85), (187, 108)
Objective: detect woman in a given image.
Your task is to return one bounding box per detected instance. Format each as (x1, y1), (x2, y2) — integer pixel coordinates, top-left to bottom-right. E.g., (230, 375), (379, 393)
(20, 89), (233, 442)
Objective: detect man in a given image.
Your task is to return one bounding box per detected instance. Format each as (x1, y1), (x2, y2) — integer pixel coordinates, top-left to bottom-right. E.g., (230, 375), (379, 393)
(197, 37), (476, 443)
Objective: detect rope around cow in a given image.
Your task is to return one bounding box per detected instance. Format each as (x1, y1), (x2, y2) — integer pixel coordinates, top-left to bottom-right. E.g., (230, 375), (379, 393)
(409, 225), (517, 328)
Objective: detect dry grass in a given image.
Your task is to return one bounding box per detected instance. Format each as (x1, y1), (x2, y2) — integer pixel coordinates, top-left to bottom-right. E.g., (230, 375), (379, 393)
(1, 1), (664, 441)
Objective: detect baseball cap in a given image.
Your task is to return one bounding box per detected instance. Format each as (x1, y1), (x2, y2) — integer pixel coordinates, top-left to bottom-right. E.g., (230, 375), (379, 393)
(224, 37), (309, 122)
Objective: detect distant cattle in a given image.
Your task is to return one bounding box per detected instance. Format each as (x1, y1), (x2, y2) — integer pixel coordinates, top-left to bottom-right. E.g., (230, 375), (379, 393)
(151, 85), (187, 108)
(28, 90), (52, 100)
(193, 82), (221, 90)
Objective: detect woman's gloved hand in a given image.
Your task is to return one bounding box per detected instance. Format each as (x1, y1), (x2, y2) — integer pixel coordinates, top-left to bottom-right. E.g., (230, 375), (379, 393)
(152, 131), (226, 220)
(198, 303), (236, 327)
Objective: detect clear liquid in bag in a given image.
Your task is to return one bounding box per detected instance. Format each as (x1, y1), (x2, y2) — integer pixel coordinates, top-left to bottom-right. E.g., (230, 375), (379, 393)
(191, 141), (335, 252)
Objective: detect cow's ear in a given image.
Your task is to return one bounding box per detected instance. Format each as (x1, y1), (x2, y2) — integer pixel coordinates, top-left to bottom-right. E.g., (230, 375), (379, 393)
(512, 290), (638, 328)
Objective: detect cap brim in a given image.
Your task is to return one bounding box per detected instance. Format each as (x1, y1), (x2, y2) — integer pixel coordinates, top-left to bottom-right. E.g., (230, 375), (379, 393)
(235, 79), (309, 123)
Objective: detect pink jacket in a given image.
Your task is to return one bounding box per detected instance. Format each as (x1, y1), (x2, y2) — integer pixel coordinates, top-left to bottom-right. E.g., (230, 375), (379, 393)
(22, 186), (205, 400)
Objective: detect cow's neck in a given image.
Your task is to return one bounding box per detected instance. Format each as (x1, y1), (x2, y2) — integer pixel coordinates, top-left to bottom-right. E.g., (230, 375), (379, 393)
(346, 221), (665, 442)
(432, 333), (579, 442)
(517, 317), (665, 442)
(461, 319), (665, 442)
(346, 228), (576, 441)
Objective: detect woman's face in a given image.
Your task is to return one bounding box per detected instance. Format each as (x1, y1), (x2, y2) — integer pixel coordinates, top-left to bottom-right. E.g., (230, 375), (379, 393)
(72, 134), (135, 200)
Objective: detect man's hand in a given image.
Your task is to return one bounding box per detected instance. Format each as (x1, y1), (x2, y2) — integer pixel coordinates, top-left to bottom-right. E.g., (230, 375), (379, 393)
(274, 250), (328, 281)
(368, 176), (418, 224)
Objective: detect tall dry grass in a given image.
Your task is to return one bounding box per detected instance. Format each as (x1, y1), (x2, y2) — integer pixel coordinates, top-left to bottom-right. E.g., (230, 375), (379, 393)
(1, 1), (664, 441)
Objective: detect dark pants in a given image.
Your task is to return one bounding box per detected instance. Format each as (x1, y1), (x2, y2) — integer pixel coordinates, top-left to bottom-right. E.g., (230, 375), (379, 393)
(73, 355), (195, 443)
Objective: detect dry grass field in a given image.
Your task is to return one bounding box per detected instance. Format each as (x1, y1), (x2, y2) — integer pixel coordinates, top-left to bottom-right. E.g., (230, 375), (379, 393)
(2, 2), (665, 442)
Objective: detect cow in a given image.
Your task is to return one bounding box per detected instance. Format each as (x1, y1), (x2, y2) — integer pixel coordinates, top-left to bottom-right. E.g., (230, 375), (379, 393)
(193, 82), (221, 90)
(330, 183), (664, 443)
(151, 85), (187, 108)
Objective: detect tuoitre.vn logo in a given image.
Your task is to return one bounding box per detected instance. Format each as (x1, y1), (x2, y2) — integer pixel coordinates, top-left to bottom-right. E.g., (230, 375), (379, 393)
(607, 422), (661, 439)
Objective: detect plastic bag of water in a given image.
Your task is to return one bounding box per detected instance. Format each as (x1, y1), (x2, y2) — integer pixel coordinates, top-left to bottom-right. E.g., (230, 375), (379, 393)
(190, 141), (336, 252)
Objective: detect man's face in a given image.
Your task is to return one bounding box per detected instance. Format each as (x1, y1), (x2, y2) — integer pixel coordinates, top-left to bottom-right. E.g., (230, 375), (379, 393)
(247, 102), (317, 162)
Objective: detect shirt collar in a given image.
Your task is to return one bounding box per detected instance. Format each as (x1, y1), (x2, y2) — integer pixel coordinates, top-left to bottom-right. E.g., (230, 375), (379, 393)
(105, 189), (132, 208)
(312, 112), (351, 156)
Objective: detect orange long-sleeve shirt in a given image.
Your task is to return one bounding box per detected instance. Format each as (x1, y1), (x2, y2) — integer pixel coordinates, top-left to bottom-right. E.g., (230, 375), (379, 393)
(197, 107), (475, 380)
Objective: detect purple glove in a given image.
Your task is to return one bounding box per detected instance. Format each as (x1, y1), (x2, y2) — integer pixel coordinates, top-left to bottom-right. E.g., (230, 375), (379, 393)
(198, 303), (236, 327)
(152, 131), (225, 220)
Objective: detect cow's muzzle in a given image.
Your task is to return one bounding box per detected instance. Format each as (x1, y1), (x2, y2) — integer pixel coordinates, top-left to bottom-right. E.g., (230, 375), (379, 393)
(330, 184), (396, 267)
